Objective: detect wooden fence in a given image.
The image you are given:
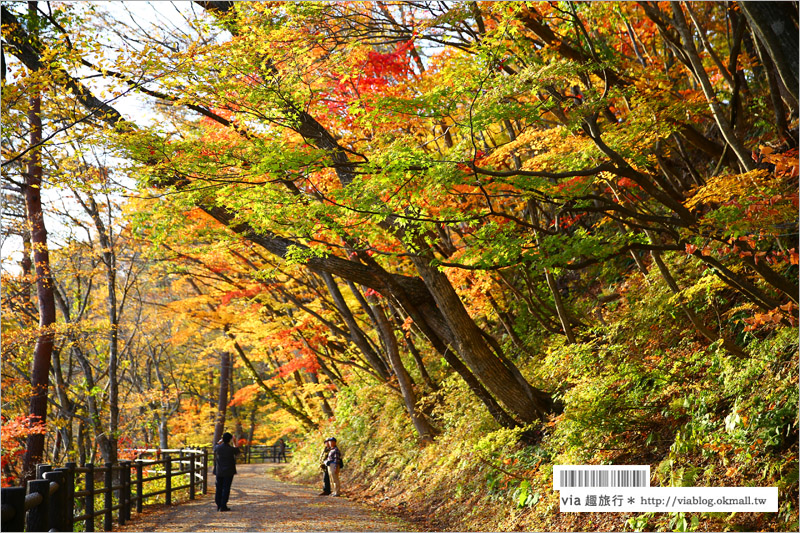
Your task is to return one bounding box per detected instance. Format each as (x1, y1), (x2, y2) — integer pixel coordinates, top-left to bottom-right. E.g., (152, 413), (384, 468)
(0, 448), (207, 532)
(243, 444), (292, 464)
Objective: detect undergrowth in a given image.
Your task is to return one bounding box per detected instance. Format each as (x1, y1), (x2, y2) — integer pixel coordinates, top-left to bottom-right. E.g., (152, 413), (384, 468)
(283, 255), (798, 532)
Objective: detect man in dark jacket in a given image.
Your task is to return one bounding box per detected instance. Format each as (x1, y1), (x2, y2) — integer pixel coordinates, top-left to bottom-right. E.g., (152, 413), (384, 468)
(213, 432), (240, 511)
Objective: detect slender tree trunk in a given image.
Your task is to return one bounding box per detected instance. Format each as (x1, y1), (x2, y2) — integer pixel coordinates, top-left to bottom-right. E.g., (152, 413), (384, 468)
(158, 418), (169, 449)
(388, 304), (438, 391)
(320, 272), (391, 380)
(671, 3), (755, 172)
(212, 351), (232, 445)
(306, 370), (335, 419)
(543, 267), (577, 344)
(528, 200), (578, 343)
(77, 420), (87, 466)
(646, 232), (747, 358)
(247, 407), (256, 447)
(21, 223), (32, 300)
(486, 293), (531, 354)
(80, 193), (120, 463)
(371, 302), (436, 442)
(753, 36), (796, 147)
(22, 1), (56, 480)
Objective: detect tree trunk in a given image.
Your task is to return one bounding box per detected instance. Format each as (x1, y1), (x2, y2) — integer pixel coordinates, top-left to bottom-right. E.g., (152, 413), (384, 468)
(158, 418), (169, 449)
(80, 193), (120, 463)
(306, 370), (335, 419)
(408, 249), (554, 423)
(390, 306), (438, 391)
(353, 251), (520, 428)
(371, 302), (436, 442)
(22, 1), (56, 480)
(740, 1), (799, 104)
(543, 267), (577, 344)
(646, 232), (747, 358)
(671, 2), (755, 172)
(320, 272), (391, 380)
(753, 35), (796, 147)
(212, 351), (232, 445)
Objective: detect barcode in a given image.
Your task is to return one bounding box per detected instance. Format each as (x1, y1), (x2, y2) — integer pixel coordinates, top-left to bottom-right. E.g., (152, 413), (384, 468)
(560, 469), (647, 487)
(553, 465), (650, 490)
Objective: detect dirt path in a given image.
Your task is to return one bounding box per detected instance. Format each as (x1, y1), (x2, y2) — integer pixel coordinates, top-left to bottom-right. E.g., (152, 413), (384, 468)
(116, 464), (415, 532)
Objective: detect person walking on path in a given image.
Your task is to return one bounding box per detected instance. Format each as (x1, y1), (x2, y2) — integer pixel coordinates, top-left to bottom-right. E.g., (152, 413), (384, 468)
(318, 438), (332, 496)
(214, 432), (240, 511)
(325, 437), (342, 497)
(277, 437), (287, 463)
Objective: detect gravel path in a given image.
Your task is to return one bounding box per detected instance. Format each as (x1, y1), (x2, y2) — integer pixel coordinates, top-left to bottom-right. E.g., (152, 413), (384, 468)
(116, 464), (414, 532)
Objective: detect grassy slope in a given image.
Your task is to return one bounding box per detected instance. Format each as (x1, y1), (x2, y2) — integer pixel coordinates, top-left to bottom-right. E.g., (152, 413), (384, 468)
(284, 254), (798, 532)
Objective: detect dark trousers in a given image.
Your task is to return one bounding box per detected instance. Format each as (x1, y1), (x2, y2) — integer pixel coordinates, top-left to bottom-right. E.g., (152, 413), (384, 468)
(322, 467), (331, 493)
(215, 475), (234, 509)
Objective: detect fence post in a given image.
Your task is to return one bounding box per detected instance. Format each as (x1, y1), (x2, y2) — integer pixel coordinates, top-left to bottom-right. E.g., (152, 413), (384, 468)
(43, 470), (66, 531)
(104, 463), (113, 532)
(26, 478), (50, 532)
(119, 461), (130, 525)
(189, 450), (196, 500)
(36, 464), (52, 479)
(164, 454), (172, 506)
(2, 486), (26, 532)
(64, 462), (77, 532)
(85, 463), (95, 532)
(135, 460), (144, 514)
(202, 449), (209, 494)
(126, 460), (133, 521)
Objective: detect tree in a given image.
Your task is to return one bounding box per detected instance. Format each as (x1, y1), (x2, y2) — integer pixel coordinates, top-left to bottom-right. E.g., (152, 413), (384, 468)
(17, 2), (57, 481)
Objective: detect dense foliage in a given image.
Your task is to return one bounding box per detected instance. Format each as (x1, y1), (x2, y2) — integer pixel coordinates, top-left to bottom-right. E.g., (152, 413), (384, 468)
(1, 2), (797, 530)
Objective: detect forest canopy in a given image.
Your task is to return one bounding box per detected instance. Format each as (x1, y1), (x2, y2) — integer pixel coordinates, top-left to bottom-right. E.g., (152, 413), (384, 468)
(1, 2), (797, 530)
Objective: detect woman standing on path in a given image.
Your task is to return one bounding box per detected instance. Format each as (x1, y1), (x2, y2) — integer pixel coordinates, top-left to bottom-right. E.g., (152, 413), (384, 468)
(318, 438), (332, 495)
(213, 432), (240, 511)
(325, 437), (342, 497)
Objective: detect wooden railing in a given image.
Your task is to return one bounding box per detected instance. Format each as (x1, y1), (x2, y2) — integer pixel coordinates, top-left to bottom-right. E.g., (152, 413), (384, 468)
(243, 444), (292, 464)
(0, 448), (207, 532)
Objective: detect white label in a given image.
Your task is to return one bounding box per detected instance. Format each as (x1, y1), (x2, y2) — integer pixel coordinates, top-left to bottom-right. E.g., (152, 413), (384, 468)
(559, 487), (778, 512)
(553, 465), (650, 490)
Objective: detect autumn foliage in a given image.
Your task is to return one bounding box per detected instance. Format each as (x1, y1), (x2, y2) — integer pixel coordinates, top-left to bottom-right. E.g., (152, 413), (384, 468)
(1, 2), (797, 530)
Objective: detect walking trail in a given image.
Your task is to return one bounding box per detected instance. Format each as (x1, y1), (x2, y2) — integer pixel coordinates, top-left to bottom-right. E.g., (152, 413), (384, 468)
(115, 464), (415, 532)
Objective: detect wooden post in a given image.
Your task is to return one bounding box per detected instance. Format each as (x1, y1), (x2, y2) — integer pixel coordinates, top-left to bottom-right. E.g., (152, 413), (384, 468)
(26, 478), (50, 532)
(1, 486), (26, 532)
(119, 461), (130, 525)
(85, 463), (95, 532)
(64, 462), (77, 532)
(126, 460), (133, 521)
(36, 463), (52, 478)
(164, 454), (172, 506)
(35, 464), (54, 526)
(135, 460), (144, 513)
(104, 463), (113, 532)
(189, 450), (196, 500)
(43, 470), (66, 531)
(202, 449), (209, 494)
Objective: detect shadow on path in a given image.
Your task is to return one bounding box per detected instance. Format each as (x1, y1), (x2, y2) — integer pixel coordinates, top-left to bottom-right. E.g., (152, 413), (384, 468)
(116, 463), (412, 532)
